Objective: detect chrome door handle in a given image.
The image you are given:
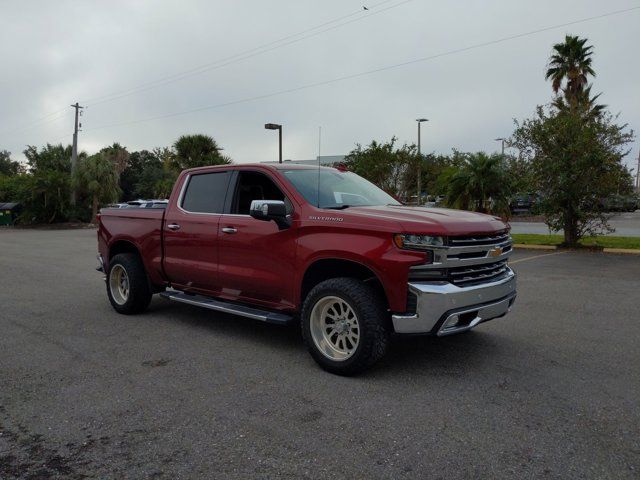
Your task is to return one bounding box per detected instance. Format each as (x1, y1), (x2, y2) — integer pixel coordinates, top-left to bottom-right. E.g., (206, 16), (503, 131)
(167, 223), (181, 231)
(221, 227), (237, 234)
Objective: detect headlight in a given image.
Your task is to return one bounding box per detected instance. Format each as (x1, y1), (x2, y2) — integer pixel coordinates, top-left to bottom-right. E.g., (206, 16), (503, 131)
(393, 233), (444, 250)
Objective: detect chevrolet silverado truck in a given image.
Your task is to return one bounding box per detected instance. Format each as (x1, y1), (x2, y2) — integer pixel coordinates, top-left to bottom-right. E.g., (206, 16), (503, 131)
(97, 163), (516, 375)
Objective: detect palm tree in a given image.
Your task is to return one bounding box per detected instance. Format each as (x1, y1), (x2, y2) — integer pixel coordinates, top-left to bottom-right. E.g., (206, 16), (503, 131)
(446, 153), (511, 216)
(545, 35), (602, 113)
(100, 143), (130, 176)
(172, 134), (232, 170)
(546, 35), (594, 96)
(551, 84), (606, 119)
(74, 153), (120, 222)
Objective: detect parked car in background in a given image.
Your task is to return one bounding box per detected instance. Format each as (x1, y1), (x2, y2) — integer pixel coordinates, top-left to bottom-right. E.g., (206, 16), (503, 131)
(599, 194), (639, 212)
(510, 193), (538, 215)
(126, 199), (169, 209)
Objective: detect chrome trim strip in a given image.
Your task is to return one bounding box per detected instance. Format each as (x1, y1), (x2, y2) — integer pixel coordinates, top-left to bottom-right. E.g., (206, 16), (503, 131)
(96, 254), (105, 272)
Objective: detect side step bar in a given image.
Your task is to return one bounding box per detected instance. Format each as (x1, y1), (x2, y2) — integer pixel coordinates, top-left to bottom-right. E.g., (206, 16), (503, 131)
(159, 291), (293, 326)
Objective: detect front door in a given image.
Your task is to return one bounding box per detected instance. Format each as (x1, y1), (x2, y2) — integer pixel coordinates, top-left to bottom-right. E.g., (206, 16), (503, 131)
(163, 169), (232, 294)
(217, 170), (298, 310)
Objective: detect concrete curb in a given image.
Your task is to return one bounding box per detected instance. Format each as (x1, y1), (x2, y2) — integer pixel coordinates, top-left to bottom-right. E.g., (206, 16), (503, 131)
(514, 244), (640, 255)
(513, 244), (557, 250)
(602, 248), (640, 255)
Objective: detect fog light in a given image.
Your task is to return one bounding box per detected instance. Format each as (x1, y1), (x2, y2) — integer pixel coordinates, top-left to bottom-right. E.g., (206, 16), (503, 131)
(443, 315), (459, 328)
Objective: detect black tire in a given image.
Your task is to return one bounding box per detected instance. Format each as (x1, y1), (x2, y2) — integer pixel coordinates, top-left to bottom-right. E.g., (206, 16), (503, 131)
(301, 277), (389, 375)
(106, 253), (152, 314)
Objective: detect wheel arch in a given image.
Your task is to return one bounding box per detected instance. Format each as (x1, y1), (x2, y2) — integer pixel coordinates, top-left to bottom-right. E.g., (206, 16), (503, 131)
(300, 258), (389, 310)
(108, 239), (141, 262)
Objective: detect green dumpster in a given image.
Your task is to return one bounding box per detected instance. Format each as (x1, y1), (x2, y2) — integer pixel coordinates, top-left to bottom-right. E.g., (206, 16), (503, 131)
(0, 203), (20, 225)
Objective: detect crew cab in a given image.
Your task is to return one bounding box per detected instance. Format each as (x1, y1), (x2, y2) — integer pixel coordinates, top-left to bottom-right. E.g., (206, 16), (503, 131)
(97, 163), (516, 375)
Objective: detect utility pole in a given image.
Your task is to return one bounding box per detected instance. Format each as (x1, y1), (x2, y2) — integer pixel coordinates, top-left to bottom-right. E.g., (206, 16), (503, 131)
(70, 102), (84, 205)
(416, 118), (428, 205)
(636, 149), (640, 193)
(495, 137), (506, 155)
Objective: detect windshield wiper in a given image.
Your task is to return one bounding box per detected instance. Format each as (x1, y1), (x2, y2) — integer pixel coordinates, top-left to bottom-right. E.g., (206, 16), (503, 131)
(324, 205), (351, 210)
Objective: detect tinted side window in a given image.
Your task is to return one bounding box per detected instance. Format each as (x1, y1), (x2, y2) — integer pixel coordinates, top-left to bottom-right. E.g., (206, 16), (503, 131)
(181, 171), (230, 213)
(232, 171), (291, 215)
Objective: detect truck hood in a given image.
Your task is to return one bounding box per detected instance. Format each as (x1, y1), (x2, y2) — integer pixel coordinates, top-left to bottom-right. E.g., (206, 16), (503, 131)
(341, 205), (508, 236)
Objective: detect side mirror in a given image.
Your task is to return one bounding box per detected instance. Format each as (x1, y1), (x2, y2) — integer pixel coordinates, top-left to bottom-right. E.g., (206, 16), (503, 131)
(249, 200), (290, 229)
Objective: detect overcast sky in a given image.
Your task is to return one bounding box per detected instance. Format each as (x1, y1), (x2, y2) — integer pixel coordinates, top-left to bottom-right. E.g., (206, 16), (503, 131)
(1, 0), (639, 172)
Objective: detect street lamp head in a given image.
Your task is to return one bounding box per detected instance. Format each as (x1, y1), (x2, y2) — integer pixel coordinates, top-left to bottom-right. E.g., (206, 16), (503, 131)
(416, 118), (428, 123)
(494, 137), (505, 141)
(265, 123), (281, 130)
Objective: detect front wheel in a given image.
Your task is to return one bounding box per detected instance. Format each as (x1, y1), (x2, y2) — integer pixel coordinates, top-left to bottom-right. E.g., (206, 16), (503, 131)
(301, 278), (389, 375)
(106, 253), (152, 314)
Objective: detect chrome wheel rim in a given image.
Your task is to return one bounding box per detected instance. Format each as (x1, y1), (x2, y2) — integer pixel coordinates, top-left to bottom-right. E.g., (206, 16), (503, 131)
(309, 296), (360, 361)
(109, 265), (130, 305)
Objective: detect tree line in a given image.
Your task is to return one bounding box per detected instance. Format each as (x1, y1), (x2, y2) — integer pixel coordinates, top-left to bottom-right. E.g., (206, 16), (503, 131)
(345, 35), (635, 246)
(0, 134), (230, 223)
(0, 35), (636, 246)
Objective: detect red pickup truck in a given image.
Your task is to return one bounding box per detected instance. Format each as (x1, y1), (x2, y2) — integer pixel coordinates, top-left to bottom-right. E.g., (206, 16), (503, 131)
(97, 163), (516, 374)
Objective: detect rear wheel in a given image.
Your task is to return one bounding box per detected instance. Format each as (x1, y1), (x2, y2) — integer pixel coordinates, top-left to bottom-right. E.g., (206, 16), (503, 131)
(107, 253), (152, 314)
(301, 278), (389, 375)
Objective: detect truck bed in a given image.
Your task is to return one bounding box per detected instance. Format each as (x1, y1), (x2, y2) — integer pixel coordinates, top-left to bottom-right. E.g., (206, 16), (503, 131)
(98, 207), (166, 286)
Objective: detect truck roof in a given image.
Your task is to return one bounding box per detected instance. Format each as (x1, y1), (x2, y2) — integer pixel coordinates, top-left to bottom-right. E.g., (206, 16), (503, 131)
(183, 162), (338, 174)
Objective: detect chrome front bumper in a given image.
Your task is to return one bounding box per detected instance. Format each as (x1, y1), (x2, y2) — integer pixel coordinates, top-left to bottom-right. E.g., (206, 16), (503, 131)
(392, 268), (517, 335)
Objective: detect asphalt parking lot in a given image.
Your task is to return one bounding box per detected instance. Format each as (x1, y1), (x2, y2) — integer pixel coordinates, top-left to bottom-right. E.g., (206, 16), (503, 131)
(1, 228), (639, 479)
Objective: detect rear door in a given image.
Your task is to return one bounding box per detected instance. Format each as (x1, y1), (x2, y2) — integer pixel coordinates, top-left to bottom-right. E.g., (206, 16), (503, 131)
(162, 169), (232, 293)
(216, 170), (298, 310)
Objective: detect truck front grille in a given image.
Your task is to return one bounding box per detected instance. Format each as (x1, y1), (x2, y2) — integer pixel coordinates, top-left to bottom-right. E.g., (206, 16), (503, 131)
(448, 231), (510, 247)
(449, 259), (509, 286)
(409, 259), (509, 287)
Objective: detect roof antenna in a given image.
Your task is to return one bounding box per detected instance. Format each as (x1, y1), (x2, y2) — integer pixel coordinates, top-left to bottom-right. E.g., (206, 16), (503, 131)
(317, 126), (321, 208)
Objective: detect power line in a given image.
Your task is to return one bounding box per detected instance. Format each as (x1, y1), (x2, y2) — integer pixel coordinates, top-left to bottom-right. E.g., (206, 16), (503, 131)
(0, 107), (70, 138)
(84, 5), (640, 133)
(2, 0), (406, 140)
(80, 0), (408, 107)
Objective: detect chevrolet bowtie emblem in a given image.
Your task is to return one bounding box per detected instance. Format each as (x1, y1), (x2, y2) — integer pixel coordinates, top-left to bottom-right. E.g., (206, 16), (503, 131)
(488, 246), (503, 257)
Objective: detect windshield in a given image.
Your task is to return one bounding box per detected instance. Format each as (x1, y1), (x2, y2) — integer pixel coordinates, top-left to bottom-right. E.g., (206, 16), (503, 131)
(282, 169), (401, 209)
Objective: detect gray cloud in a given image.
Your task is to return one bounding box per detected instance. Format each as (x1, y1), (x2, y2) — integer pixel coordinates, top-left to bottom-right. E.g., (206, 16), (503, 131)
(1, 0), (638, 172)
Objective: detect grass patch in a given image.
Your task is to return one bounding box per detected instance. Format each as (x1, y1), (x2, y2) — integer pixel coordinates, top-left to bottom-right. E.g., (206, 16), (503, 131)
(511, 233), (640, 250)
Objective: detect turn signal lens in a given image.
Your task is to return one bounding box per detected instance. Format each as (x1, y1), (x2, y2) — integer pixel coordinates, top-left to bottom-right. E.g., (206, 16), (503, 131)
(394, 233), (444, 250)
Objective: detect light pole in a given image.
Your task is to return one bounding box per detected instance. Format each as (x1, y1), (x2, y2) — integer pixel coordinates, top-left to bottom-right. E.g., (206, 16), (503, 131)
(416, 118), (428, 205)
(495, 137), (506, 155)
(265, 123), (282, 163)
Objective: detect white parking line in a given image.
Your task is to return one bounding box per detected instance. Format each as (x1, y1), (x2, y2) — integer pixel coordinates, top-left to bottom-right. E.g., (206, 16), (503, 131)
(510, 251), (567, 265)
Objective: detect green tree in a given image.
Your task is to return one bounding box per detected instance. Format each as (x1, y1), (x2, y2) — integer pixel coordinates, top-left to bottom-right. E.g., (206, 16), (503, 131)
(152, 147), (180, 198)
(445, 152), (512, 216)
(100, 143), (130, 176)
(503, 154), (535, 195)
(74, 153), (121, 222)
(512, 35), (635, 246)
(427, 151), (468, 197)
(120, 150), (163, 201)
(24, 143), (72, 173)
(172, 134), (231, 170)
(511, 107), (633, 245)
(17, 144), (76, 223)
(0, 150), (24, 176)
(344, 137), (418, 200)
